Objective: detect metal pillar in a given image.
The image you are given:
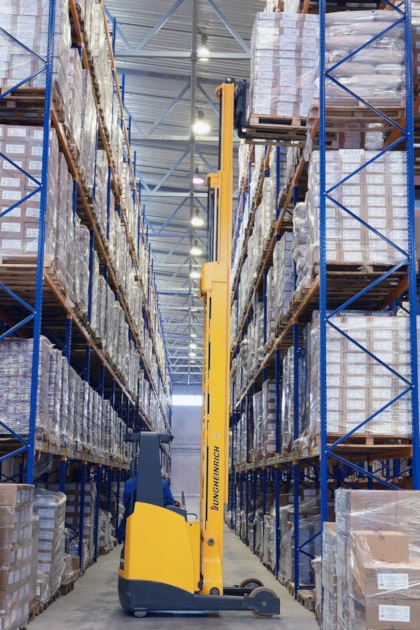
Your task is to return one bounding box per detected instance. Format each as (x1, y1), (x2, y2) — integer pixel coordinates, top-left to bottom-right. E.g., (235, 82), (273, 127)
(59, 457), (66, 493)
(78, 462), (87, 568)
(94, 465), (101, 562)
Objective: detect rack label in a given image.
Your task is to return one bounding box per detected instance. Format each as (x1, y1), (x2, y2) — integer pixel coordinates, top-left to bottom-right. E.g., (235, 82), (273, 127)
(379, 605), (410, 622)
(378, 574), (409, 591)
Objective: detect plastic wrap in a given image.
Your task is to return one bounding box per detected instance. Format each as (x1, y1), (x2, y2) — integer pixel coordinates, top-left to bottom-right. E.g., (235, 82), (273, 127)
(311, 11), (405, 112)
(0, 337), (52, 440)
(281, 345), (307, 455)
(304, 311), (415, 447)
(80, 70), (97, 194)
(306, 150), (408, 268)
(98, 510), (114, 554)
(336, 490), (420, 629)
(48, 348), (62, 445)
(322, 523), (338, 630)
(75, 224), (90, 316)
(65, 48), (83, 159)
(0, 125), (58, 261)
(262, 506), (275, 569)
(312, 556), (322, 625)
(279, 494), (321, 586)
(249, 13), (318, 119)
(252, 391), (262, 464)
(291, 198), (312, 294)
(34, 489), (66, 603)
(64, 483), (96, 565)
(0, 484), (34, 630)
(94, 151), (109, 237)
(0, 0), (70, 107)
(262, 379), (276, 458)
(273, 232), (294, 325)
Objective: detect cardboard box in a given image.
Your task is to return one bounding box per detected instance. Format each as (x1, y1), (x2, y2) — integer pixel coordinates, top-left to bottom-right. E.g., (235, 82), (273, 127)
(363, 559), (420, 600)
(0, 486), (33, 508)
(365, 599), (420, 629)
(352, 531), (409, 565)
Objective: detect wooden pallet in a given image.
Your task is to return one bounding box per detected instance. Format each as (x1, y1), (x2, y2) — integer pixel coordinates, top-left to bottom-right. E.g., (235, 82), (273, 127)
(0, 86), (65, 124)
(312, 433), (412, 448)
(297, 589), (316, 613)
(286, 580), (294, 598)
(309, 104), (405, 133)
(244, 114), (308, 145)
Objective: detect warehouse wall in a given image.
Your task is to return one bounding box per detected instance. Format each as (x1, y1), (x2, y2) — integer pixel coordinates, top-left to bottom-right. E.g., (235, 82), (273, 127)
(170, 384), (202, 500)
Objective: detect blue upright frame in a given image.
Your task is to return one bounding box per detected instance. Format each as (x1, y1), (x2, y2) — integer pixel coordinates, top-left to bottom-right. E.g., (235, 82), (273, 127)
(318, 0), (419, 532)
(0, 0), (56, 482)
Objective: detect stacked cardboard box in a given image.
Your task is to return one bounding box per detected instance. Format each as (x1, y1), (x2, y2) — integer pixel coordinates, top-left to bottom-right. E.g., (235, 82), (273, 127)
(0, 0), (70, 106)
(63, 483), (97, 569)
(34, 489), (66, 602)
(307, 150), (408, 268)
(0, 484), (35, 630)
(336, 490), (420, 629)
(281, 345), (307, 455)
(311, 10), (405, 110)
(322, 523), (338, 629)
(279, 492), (321, 587)
(0, 125), (59, 260)
(249, 12), (318, 119)
(304, 311), (414, 445)
(273, 232), (294, 325)
(262, 380), (277, 458)
(0, 337), (52, 440)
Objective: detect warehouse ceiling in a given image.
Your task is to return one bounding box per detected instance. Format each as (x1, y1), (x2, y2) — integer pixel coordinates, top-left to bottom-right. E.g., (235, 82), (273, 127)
(106, 0), (264, 383)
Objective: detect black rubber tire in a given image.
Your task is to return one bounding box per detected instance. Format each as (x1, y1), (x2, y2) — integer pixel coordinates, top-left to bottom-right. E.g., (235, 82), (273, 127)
(249, 586), (278, 619)
(239, 577), (264, 589)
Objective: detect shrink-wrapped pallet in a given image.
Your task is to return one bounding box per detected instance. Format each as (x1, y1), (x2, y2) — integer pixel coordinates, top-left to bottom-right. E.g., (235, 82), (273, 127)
(0, 125), (59, 260)
(304, 311), (416, 446)
(300, 150), (409, 279)
(249, 13), (319, 119)
(0, 337), (52, 440)
(311, 11), (405, 111)
(0, 484), (35, 630)
(335, 490), (420, 629)
(34, 489), (66, 602)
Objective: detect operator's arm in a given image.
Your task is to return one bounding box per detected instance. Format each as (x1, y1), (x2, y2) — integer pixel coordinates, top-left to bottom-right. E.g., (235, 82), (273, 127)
(162, 479), (175, 506)
(123, 478), (133, 508)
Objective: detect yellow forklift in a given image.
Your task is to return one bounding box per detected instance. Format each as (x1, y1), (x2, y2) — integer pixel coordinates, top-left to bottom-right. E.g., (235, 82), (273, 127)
(118, 81), (280, 619)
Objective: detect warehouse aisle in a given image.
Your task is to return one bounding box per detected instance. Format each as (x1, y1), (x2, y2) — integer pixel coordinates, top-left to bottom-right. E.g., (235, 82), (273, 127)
(29, 526), (317, 630)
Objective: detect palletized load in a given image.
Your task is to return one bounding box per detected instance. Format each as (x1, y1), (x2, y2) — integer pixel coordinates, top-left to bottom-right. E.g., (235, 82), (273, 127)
(311, 10), (405, 108)
(302, 149), (408, 274)
(34, 489), (66, 603)
(0, 484), (35, 630)
(249, 12), (319, 119)
(303, 311), (417, 448)
(335, 490), (420, 630)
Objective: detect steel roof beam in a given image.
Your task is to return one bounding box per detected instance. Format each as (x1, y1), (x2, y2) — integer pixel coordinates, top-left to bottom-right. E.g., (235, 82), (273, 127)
(116, 51), (250, 59)
(134, 0), (186, 52)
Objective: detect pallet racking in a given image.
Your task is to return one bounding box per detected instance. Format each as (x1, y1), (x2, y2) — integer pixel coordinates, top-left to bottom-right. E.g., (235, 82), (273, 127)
(228, 0), (419, 608)
(0, 0), (172, 568)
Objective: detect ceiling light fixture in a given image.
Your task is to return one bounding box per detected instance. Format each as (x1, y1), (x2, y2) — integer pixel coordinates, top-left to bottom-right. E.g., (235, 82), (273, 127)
(190, 270), (201, 279)
(191, 208), (204, 227)
(192, 166), (205, 185)
(191, 333), (197, 338)
(193, 109), (210, 135)
(189, 351), (197, 357)
(190, 360), (196, 364)
(191, 239), (202, 256)
(189, 343), (197, 349)
(197, 33), (209, 60)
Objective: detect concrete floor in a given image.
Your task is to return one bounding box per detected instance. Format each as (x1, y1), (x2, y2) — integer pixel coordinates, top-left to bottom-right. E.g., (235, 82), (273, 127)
(30, 527), (318, 630)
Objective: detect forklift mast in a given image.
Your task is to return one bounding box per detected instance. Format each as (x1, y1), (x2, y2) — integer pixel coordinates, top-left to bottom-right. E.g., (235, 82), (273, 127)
(199, 81), (234, 595)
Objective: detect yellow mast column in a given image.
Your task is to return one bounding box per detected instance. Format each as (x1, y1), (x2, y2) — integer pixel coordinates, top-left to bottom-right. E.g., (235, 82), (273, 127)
(199, 81), (234, 595)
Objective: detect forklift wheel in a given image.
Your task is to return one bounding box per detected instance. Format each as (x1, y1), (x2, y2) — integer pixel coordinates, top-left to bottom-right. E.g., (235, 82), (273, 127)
(240, 577), (264, 589)
(249, 587), (279, 619)
(133, 610), (147, 618)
